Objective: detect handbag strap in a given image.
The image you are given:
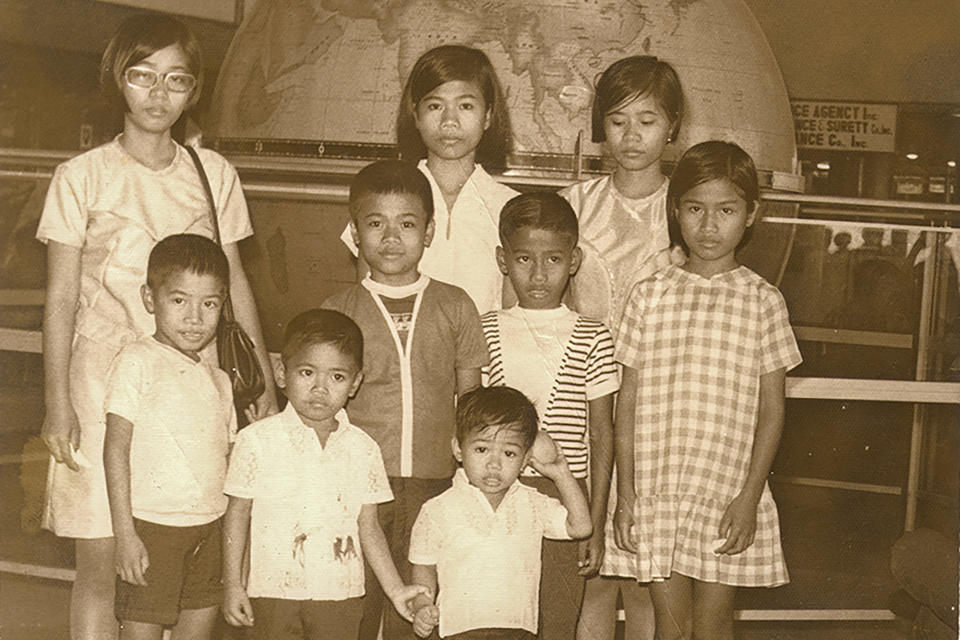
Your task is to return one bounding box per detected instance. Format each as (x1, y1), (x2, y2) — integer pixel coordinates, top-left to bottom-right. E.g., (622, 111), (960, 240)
(185, 144), (235, 321)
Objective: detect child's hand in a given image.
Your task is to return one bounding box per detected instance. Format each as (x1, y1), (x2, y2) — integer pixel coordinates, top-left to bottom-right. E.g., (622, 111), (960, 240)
(114, 532), (149, 586)
(526, 431), (568, 480)
(612, 496), (637, 554)
(577, 529), (605, 577)
(716, 492), (759, 555)
(222, 582), (255, 627)
(389, 584), (432, 623)
(412, 603), (440, 638)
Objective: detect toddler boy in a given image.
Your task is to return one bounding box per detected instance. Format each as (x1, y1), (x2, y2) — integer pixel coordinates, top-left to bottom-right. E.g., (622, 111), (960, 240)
(483, 193), (620, 640)
(103, 233), (237, 638)
(221, 308), (425, 639)
(408, 386), (592, 639)
(322, 160), (489, 640)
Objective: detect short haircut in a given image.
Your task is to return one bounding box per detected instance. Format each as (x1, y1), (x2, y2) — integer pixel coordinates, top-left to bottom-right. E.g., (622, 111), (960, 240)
(146, 234), (228, 291)
(396, 45), (512, 171)
(455, 386), (539, 450)
(100, 13), (204, 112)
(667, 140), (760, 253)
(282, 308), (363, 370)
(499, 192), (579, 248)
(349, 160), (434, 224)
(592, 56), (684, 144)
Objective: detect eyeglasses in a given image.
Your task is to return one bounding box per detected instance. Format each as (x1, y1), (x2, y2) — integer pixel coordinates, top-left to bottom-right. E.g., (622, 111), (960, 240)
(124, 67), (197, 93)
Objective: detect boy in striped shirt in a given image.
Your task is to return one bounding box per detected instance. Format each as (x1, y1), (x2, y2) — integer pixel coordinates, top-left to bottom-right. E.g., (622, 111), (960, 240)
(479, 193), (620, 640)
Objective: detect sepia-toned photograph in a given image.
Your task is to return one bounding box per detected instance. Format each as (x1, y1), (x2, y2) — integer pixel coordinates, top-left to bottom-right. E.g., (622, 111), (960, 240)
(1, 1), (958, 639)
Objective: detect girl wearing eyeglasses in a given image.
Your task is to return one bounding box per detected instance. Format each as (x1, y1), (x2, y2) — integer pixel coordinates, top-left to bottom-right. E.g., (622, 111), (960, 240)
(35, 14), (277, 639)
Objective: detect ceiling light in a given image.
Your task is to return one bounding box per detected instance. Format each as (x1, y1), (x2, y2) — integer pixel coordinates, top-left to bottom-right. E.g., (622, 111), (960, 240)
(905, 153), (919, 160)
(816, 161), (830, 171)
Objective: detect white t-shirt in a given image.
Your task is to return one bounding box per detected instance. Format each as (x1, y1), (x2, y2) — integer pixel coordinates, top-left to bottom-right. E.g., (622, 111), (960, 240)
(224, 404), (393, 600)
(409, 469), (570, 637)
(103, 337), (237, 526)
(341, 161), (518, 315)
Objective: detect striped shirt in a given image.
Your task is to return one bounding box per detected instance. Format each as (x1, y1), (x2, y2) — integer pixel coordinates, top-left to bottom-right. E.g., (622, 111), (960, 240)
(481, 306), (619, 478)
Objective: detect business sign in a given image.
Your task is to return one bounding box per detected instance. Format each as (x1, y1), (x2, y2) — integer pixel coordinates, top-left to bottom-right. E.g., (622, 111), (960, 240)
(792, 101), (897, 152)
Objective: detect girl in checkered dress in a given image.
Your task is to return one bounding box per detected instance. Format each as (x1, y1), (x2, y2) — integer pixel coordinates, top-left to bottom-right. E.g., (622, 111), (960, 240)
(613, 141), (802, 640)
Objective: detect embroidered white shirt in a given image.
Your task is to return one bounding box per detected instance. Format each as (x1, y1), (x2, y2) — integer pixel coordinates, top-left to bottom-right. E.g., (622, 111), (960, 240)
(224, 404), (393, 600)
(409, 469), (570, 636)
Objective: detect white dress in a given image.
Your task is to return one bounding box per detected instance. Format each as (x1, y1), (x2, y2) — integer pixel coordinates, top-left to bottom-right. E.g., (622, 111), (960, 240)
(36, 137), (252, 538)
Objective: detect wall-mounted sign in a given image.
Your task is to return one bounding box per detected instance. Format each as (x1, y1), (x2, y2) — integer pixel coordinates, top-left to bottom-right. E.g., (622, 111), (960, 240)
(791, 101), (897, 152)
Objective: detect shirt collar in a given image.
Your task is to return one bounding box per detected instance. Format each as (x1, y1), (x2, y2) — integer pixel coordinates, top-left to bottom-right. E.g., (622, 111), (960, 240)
(361, 273), (430, 299)
(280, 402), (351, 439)
(451, 468), (522, 507)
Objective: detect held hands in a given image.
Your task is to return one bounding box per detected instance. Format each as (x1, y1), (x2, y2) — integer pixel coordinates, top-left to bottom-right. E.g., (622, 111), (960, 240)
(526, 431), (569, 479)
(389, 584), (433, 623)
(223, 582), (255, 627)
(577, 528), (606, 577)
(412, 602), (440, 638)
(715, 492), (759, 555)
(41, 403), (81, 471)
(115, 532), (149, 586)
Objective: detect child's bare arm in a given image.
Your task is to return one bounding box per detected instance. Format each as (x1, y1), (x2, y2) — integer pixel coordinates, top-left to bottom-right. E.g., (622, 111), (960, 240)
(613, 366), (639, 553)
(455, 366), (481, 396)
(580, 392), (614, 575)
(528, 433), (592, 539)
(358, 504), (429, 621)
(103, 412), (148, 586)
(222, 496), (255, 626)
(41, 241), (82, 470)
(410, 564), (439, 637)
(717, 367), (787, 555)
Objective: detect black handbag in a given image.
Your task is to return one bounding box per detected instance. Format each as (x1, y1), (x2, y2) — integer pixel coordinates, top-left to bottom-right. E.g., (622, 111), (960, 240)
(186, 145), (266, 410)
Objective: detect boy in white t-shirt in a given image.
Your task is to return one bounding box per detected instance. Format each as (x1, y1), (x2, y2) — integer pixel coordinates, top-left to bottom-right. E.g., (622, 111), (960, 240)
(221, 308), (426, 640)
(408, 386), (592, 640)
(103, 234), (237, 638)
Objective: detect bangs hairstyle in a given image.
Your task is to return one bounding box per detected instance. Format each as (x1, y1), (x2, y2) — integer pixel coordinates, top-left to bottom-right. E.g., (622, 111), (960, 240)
(499, 192), (579, 248)
(349, 160), (434, 224)
(592, 56), (684, 143)
(146, 233), (228, 291)
(100, 13), (204, 112)
(667, 140), (760, 254)
(282, 309), (363, 370)
(456, 386), (538, 449)
(396, 45), (512, 171)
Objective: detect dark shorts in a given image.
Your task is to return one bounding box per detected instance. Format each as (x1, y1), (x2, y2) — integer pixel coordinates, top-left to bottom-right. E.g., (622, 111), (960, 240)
(444, 629), (537, 640)
(114, 517), (222, 625)
(248, 596), (363, 640)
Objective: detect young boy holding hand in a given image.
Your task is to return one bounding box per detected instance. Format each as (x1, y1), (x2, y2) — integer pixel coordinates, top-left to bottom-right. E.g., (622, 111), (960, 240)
(408, 386), (592, 640)
(322, 160), (489, 640)
(221, 308), (425, 639)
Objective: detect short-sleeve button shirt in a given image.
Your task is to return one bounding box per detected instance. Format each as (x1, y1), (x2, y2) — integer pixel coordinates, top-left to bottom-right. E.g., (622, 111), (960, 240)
(224, 404), (393, 600)
(409, 469), (570, 636)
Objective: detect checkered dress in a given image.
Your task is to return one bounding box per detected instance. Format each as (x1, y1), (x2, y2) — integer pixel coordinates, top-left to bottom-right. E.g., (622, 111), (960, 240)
(615, 265), (802, 586)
